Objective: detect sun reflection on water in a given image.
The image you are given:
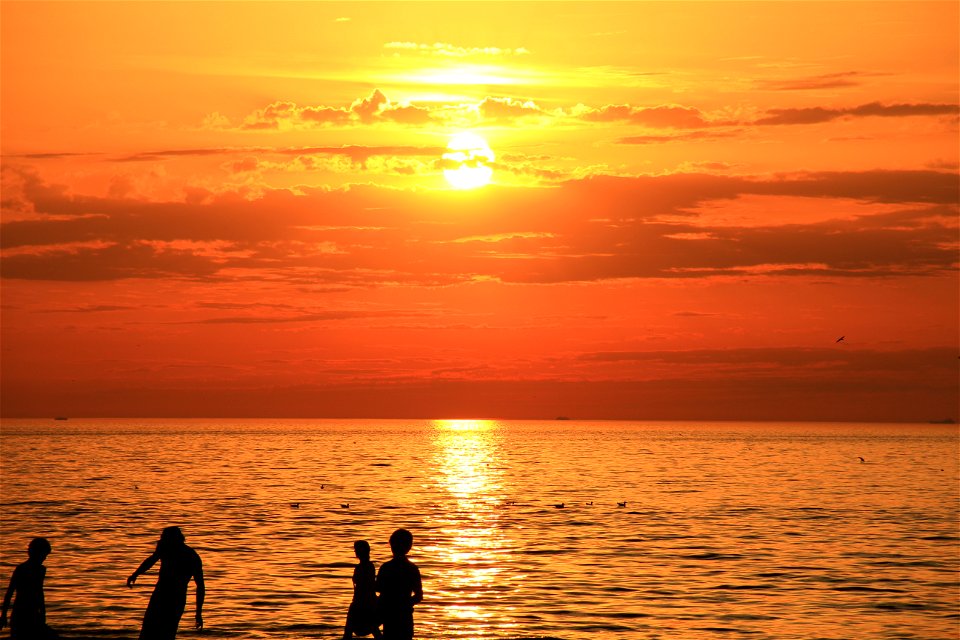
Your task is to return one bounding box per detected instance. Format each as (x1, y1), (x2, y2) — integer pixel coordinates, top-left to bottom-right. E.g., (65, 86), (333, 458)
(429, 419), (513, 634)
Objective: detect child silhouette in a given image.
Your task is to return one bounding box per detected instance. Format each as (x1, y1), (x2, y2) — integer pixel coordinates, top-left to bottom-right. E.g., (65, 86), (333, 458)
(342, 540), (382, 639)
(1, 537), (57, 640)
(375, 529), (422, 640)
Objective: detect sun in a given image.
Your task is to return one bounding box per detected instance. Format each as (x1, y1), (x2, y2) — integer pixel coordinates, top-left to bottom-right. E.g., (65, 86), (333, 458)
(442, 132), (494, 189)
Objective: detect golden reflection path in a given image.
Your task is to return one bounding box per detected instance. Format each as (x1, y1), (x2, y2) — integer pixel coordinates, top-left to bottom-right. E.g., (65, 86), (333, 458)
(428, 420), (518, 636)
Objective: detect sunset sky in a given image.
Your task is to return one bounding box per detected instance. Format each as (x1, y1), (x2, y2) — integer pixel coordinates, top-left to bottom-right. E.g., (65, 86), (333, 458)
(2, 1), (957, 421)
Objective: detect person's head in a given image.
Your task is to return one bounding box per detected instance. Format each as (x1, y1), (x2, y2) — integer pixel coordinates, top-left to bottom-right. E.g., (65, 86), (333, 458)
(158, 526), (186, 552)
(389, 528), (413, 558)
(354, 539), (371, 561)
(27, 537), (51, 562)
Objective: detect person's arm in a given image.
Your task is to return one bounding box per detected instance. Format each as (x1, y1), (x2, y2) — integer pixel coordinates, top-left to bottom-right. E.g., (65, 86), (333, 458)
(411, 567), (423, 606)
(127, 553), (159, 587)
(194, 557), (205, 629)
(1, 569), (18, 630)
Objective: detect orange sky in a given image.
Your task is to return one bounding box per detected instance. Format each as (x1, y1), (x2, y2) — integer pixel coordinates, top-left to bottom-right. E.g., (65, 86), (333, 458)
(2, 1), (958, 420)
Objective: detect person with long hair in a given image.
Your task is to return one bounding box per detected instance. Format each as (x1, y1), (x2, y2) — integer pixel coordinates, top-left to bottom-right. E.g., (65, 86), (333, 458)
(127, 526), (204, 639)
(342, 540), (382, 639)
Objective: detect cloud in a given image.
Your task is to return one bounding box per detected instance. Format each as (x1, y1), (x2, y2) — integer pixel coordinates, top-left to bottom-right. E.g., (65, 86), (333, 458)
(618, 131), (740, 144)
(0, 241), (224, 281)
(2, 169), (956, 283)
(40, 304), (137, 313)
(577, 346), (955, 371)
(579, 104), (713, 128)
(755, 102), (958, 125)
(116, 145), (444, 164)
(379, 104), (432, 124)
(760, 71), (873, 91)
(478, 97), (544, 120)
(3, 152), (100, 160)
(219, 93), (728, 131)
(234, 90), (433, 130)
(192, 93), (960, 135)
(182, 309), (420, 325)
(351, 89), (388, 123)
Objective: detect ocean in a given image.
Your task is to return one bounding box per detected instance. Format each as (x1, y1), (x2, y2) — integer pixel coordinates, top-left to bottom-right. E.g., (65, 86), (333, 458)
(1, 419), (957, 639)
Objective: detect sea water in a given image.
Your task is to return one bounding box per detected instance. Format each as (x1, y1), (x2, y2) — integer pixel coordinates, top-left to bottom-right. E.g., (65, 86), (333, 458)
(1, 419), (957, 639)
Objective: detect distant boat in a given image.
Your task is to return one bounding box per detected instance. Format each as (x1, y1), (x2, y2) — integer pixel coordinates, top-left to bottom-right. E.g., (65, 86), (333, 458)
(928, 418), (956, 424)
(555, 416), (570, 420)
(54, 417), (68, 421)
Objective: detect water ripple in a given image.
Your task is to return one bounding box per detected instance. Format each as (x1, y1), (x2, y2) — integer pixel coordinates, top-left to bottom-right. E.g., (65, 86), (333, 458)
(1, 418), (957, 640)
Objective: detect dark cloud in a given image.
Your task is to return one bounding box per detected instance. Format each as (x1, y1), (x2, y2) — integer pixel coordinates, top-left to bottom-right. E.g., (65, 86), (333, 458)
(2, 152), (101, 160)
(577, 346), (953, 368)
(760, 71), (872, 91)
(1, 242), (223, 281)
(2, 169), (956, 283)
(39, 304), (136, 313)
(755, 102), (958, 125)
(117, 148), (231, 162)
(752, 170), (959, 204)
(116, 145), (444, 164)
(182, 309), (420, 324)
(194, 301), (300, 310)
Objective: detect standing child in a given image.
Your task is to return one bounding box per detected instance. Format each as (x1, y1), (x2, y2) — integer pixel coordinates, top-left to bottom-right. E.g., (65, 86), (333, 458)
(342, 540), (381, 639)
(375, 529), (423, 640)
(1, 537), (57, 640)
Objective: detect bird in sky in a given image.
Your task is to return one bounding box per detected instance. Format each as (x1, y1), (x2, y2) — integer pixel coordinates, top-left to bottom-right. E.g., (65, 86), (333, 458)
(836, 336), (845, 343)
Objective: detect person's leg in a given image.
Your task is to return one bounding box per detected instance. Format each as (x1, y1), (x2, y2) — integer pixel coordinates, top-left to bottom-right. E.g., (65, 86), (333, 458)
(343, 609), (354, 640)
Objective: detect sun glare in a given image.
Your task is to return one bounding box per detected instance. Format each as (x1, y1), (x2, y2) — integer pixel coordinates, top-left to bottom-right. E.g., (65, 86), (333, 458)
(434, 419), (495, 432)
(442, 132), (494, 189)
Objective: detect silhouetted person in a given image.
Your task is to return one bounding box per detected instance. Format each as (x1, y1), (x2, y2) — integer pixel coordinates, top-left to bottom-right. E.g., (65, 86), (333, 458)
(343, 540), (382, 639)
(376, 529), (422, 640)
(1, 537), (57, 640)
(127, 526), (205, 639)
